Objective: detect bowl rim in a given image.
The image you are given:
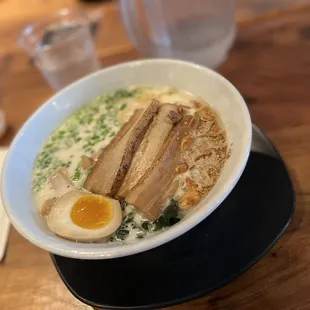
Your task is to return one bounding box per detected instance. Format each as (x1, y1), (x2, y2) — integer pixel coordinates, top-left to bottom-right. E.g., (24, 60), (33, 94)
(2, 58), (252, 259)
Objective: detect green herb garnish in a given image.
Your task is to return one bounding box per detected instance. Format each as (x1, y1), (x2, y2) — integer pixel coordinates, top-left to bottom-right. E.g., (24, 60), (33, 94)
(141, 221), (150, 231)
(72, 167), (81, 181)
(124, 212), (135, 224)
(154, 200), (181, 231)
(120, 103), (127, 110)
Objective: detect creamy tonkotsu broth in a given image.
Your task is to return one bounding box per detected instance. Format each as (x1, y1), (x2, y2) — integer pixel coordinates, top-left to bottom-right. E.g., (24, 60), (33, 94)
(32, 86), (228, 242)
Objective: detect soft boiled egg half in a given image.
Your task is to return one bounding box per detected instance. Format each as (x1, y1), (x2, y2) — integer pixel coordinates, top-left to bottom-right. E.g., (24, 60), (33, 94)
(46, 190), (122, 242)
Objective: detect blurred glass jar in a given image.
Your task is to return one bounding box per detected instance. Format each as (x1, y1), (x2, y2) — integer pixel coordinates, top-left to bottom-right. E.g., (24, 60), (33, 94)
(120, 0), (236, 68)
(19, 8), (100, 91)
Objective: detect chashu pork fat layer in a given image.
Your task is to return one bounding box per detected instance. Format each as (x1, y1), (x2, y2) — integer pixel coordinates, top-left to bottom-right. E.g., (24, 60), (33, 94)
(118, 104), (182, 198)
(84, 99), (160, 196)
(126, 115), (194, 220)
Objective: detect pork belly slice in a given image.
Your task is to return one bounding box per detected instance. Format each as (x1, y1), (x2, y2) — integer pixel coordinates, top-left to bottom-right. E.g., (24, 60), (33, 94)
(84, 100), (160, 196)
(152, 180), (180, 215)
(83, 109), (143, 194)
(126, 115), (193, 220)
(118, 104), (182, 198)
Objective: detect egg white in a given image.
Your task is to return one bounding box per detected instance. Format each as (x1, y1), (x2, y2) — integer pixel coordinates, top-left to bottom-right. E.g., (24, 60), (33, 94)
(46, 190), (122, 242)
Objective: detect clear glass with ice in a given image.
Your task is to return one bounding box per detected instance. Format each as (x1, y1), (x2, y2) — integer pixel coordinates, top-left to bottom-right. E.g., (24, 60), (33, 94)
(19, 8), (100, 91)
(120, 0), (236, 68)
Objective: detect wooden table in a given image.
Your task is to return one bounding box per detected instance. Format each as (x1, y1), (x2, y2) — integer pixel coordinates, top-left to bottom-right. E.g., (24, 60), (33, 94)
(0, 0), (310, 309)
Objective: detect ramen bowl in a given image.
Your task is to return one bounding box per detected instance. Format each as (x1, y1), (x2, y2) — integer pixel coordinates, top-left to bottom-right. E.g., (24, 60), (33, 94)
(2, 59), (251, 259)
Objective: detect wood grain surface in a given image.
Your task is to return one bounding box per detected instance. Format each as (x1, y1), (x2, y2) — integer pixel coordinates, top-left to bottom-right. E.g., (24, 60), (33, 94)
(0, 0), (310, 309)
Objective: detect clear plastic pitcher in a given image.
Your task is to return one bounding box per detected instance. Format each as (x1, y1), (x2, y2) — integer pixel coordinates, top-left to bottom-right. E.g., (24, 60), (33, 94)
(120, 0), (236, 68)
(19, 8), (100, 91)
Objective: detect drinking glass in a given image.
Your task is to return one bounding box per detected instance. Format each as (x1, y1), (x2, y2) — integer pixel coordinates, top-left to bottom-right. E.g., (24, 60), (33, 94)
(120, 0), (236, 68)
(19, 8), (100, 91)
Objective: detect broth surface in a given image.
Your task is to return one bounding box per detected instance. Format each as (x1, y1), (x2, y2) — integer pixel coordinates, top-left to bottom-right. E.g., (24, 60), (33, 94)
(33, 86), (228, 242)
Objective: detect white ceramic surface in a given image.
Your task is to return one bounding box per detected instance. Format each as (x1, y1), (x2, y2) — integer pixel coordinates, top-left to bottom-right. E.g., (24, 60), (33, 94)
(2, 59), (252, 259)
(0, 148), (10, 261)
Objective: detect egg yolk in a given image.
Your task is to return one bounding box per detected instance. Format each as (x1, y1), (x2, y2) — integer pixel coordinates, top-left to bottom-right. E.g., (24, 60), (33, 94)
(70, 195), (114, 229)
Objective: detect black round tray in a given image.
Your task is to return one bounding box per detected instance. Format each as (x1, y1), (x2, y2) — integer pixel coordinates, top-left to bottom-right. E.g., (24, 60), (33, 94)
(51, 125), (295, 310)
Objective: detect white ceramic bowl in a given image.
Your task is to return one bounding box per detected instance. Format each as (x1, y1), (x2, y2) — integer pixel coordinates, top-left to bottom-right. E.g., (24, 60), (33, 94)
(2, 59), (252, 259)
